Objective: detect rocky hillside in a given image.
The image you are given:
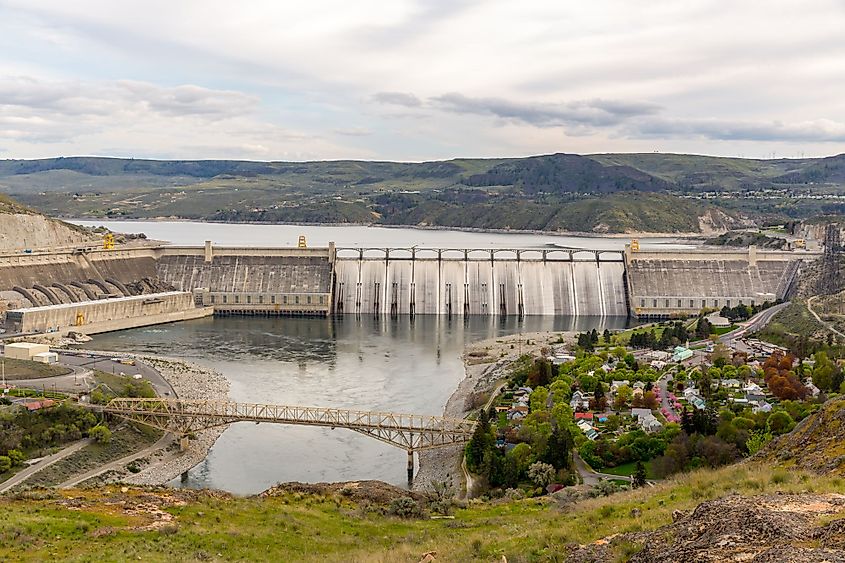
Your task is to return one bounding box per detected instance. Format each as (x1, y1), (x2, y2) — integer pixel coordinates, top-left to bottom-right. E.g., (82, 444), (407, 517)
(0, 194), (97, 251)
(756, 398), (845, 475)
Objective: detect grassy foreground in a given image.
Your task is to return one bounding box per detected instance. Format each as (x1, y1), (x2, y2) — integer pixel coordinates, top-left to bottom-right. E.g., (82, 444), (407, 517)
(1, 463), (842, 562)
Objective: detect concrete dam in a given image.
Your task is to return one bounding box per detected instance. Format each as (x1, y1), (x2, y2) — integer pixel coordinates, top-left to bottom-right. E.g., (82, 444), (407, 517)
(333, 249), (627, 317)
(0, 242), (816, 335)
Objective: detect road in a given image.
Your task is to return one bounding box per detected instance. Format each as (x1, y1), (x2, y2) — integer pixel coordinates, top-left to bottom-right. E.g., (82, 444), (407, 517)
(0, 438), (93, 493)
(807, 296), (845, 339)
(657, 371), (678, 422)
(56, 351), (176, 398)
(718, 302), (790, 347)
(573, 452), (654, 486)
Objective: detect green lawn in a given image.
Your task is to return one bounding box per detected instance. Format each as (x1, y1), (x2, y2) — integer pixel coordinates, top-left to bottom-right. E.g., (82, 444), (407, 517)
(0, 357), (71, 379)
(601, 460), (657, 480)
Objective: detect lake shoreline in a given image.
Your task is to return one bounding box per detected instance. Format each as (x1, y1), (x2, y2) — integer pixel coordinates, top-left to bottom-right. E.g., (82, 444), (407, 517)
(68, 217), (706, 242)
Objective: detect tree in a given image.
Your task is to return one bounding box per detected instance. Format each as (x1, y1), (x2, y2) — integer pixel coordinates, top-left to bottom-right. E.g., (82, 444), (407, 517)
(642, 390), (659, 410)
(695, 317), (712, 339)
(527, 461), (555, 488)
(633, 460), (647, 488)
(766, 411), (795, 435)
(590, 386), (607, 411)
(542, 426), (573, 470)
(506, 443), (533, 477)
(89, 425), (112, 444)
(710, 344), (731, 368)
(613, 385), (633, 410)
(0, 456), (11, 474)
(745, 430), (772, 455)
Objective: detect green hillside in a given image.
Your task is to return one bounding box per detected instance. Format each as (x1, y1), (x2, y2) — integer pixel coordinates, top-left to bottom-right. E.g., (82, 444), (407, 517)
(2, 153), (844, 233)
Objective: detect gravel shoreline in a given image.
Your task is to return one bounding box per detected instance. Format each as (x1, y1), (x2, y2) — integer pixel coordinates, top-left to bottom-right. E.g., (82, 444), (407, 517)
(121, 355), (230, 486)
(413, 331), (576, 495)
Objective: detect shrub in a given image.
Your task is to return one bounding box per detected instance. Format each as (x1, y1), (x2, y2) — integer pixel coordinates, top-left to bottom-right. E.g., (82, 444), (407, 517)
(388, 497), (421, 518)
(89, 425), (112, 444)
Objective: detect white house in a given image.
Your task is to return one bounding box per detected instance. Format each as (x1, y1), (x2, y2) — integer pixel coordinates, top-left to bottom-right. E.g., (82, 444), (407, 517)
(631, 408), (663, 433)
(570, 390), (590, 411)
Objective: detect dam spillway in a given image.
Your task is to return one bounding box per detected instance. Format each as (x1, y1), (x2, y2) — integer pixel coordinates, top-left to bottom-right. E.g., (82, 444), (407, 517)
(333, 256), (628, 317)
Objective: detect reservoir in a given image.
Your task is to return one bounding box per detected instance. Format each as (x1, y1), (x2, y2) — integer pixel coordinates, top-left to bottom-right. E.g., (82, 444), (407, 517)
(72, 221), (654, 494)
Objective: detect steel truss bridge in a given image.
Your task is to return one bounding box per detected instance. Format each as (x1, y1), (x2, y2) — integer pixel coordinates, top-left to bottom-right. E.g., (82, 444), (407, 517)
(100, 398), (478, 482)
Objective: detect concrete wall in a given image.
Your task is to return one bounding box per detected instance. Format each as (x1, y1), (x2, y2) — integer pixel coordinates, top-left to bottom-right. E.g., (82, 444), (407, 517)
(626, 259), (800, 318)
(3, 291), (202, 334)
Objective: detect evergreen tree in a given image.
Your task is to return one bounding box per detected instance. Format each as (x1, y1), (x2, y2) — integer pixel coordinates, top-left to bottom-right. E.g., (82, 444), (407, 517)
(633, 460), (647, 488)
(541, 425), (574, 470)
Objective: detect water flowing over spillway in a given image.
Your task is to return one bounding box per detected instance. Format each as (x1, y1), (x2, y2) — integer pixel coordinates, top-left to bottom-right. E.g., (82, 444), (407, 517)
(333, 258), (628, 316)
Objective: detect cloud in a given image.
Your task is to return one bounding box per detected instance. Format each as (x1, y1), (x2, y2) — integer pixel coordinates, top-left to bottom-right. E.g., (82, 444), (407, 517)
(630, 117), (845, 143)
(0, 76), (258, 120)
(333, 127), (373, 136)
(430, 92), (661, 128)
(371, 91), (423, 107)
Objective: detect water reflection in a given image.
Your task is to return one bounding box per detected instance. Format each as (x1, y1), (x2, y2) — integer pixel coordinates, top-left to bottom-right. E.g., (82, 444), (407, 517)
(88, 314), (635, 493)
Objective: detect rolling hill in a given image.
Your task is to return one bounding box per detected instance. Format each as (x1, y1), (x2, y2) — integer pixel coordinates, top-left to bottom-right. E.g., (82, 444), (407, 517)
(1, 152), (843, 234)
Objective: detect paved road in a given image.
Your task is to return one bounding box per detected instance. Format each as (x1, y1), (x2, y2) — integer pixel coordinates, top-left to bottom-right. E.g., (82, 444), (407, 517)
(0, 438), (93, 493)
(573, 452), (654, 487)
(657, 372), (678, 422)
(718, 302), (790, 347)
(57, 351), (176, 398)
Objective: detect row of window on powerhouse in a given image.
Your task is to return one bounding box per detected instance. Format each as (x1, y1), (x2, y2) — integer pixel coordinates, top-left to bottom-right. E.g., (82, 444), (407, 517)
(639, 297), (766, 310)
(206, 293), (328, 306)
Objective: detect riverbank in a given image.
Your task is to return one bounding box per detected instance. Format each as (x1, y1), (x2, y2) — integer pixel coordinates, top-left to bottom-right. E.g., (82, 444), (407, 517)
(61, 351), (230, 487)
(414, 330), (576, 495)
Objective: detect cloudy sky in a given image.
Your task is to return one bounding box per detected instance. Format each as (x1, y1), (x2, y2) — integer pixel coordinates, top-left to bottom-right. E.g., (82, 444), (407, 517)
(1, 0), (844, 161)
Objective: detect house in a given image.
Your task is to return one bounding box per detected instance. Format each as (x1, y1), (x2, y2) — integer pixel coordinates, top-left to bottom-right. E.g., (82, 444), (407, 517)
(570, 390), (590, 410)
(610, 380), (630, 393)
(673, 346), (694, 362)
(650, 360), (667, 370)
(683, 387), (701, 401)
(551, 353), (576, 365)
(743, 382), (763, 394)
(574, 412), (594, 421)
(746, 392), (766, 404)
(689, 396), (707, 410)
(720, 378), (742, 388)
(577, 419), (599, 440)
(23, 399), (55, 411)
(631, 408), (663, 433)
(805, 380), (821, 399)
(706, 312), (731, 327)
(753, 401), (773, 414)
(644, 350), (672, 362)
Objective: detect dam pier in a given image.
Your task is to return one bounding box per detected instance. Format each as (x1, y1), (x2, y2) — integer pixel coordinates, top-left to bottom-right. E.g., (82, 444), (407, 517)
(0, 241), (815, 335)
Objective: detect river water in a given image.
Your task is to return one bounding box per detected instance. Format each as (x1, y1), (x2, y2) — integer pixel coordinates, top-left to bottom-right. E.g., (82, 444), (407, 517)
(72, 221), (668, 494)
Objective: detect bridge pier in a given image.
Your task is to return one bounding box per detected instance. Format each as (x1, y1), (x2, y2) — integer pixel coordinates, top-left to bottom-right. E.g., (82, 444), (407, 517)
(407, 450), (414, 486)
(179, 435), (190, 451)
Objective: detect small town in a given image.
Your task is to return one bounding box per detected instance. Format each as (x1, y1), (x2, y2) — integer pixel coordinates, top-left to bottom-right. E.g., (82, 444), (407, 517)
(465, 304), (837, 494)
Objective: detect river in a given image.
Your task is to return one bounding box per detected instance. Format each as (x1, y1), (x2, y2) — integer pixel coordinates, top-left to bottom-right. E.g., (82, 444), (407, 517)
(72, 221), (659, 494)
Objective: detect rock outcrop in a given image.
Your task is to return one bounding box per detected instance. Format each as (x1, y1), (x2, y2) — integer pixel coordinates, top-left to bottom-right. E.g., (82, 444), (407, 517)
(0, 196), (97, 251)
